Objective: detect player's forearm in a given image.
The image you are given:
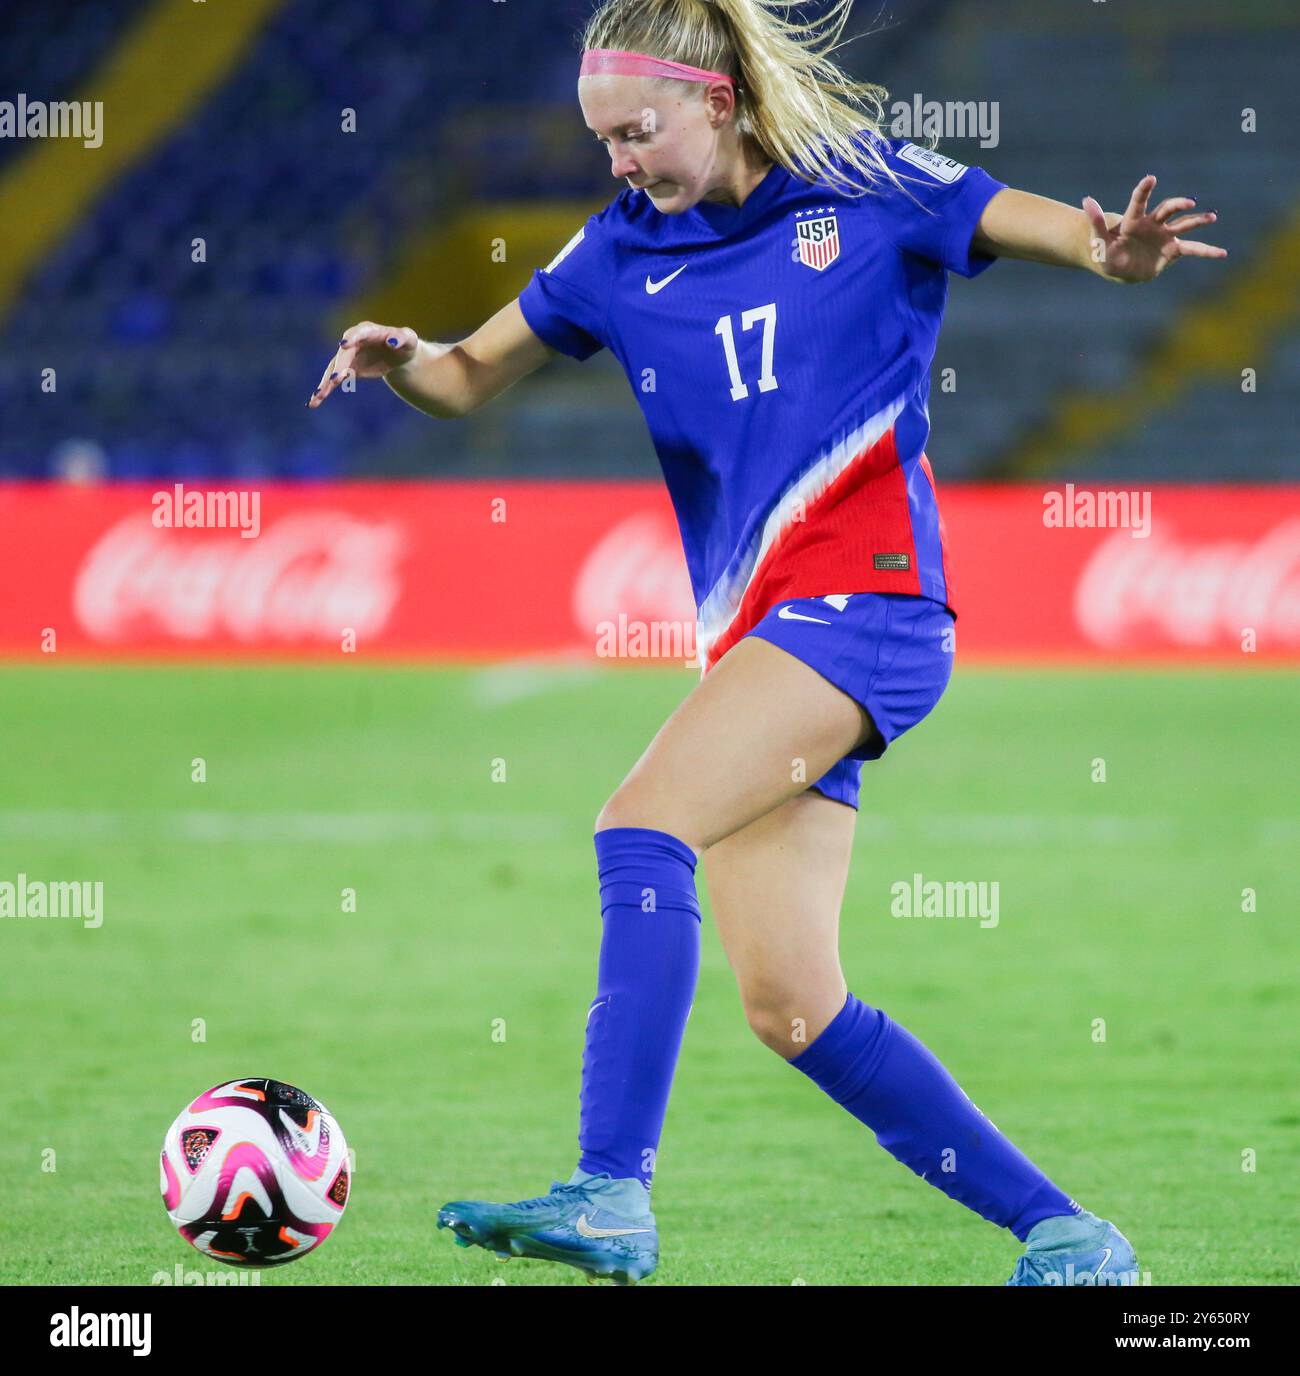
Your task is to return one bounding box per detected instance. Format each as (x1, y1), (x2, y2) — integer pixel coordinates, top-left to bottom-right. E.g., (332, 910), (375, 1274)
(973, 188), (1122, 279)
(383, 339), (477, 420)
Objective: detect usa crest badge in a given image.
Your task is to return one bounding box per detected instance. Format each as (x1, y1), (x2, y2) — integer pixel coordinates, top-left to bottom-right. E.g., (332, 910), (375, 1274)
(796, 211), (840, 271)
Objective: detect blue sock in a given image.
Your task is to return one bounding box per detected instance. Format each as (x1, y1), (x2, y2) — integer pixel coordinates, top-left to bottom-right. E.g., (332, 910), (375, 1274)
(578, 827), (702, 1193)
(790, 993), (1080, 1240)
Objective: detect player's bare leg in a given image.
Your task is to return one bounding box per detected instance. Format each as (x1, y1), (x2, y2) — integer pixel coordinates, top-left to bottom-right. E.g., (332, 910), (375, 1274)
(703, 788), (855, 1057)
(595, 635), (873, 849)
(437, 640), (867, 1283)
(700, 763), (1135, 1287)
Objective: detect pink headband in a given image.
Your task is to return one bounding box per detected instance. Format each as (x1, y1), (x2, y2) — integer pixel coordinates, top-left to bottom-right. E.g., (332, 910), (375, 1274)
(580, 48), (735, 87)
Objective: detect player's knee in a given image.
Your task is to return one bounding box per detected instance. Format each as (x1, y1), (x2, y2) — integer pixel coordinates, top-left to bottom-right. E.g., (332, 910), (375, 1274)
(741, 990), (811, 1057)
(742, 980), (846, 1058)
(595, 786), (673, 838)
(594, 790), (641, 835)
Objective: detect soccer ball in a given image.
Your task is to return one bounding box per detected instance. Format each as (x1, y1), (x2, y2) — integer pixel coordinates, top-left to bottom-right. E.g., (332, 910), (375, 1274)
(160, 1077), (350, 1267)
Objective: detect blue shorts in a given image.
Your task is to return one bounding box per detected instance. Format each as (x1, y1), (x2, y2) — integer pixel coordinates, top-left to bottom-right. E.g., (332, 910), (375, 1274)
(744, 592), (954, 810)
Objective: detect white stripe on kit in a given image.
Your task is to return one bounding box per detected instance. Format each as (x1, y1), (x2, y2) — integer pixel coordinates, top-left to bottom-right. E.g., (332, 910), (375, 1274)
(694, 393), (906, 671)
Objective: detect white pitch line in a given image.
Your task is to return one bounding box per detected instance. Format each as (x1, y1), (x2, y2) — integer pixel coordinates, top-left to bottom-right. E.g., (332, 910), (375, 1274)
(856, 813), (1182, 845)
(0, 811), (570, 845)
(1259, 818), (1300, 845)
(468, 661), (600, 707)
(0, 811), (1286, 848)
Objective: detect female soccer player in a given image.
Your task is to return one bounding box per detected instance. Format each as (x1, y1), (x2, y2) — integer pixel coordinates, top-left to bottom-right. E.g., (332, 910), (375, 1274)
(310, 0), (1224, 1285)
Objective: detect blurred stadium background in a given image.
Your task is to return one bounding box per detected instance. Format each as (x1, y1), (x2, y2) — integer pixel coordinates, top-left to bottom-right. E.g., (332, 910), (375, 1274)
(1, 0), (1297, 1288)
(2, 0), (1297, 483)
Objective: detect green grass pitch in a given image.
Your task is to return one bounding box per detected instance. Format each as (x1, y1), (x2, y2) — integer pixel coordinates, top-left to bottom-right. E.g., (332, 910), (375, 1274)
(0, 661), (1296, 1286)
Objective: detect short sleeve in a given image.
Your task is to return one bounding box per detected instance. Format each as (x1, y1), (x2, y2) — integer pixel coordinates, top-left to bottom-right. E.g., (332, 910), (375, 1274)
(518, 213), (614, 361)
(870, 137), (1006, 279)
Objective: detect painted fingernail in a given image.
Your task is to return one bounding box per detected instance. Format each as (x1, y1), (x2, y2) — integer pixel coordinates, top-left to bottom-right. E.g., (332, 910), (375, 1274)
(387, 337), (399, 347)
(339, 337), (348, 346)
(329, 372), (338, 380)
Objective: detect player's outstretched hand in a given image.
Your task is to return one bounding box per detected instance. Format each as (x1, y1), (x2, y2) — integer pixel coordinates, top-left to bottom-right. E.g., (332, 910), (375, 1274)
(308, 323), (419, 407)
(1083, 175), (1225, 284)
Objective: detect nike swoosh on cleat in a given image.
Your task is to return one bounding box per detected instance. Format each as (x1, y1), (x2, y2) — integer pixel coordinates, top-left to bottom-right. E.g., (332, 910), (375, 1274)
(778, 605), (831, 625)
(575, 1213), (653, 1238)
(645, 264), (688, 294)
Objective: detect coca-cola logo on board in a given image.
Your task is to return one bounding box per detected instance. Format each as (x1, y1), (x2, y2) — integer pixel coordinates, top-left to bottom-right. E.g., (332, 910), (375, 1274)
(572, 511), (695, 633)
(1074, 520), (1300, 649)
(73, 511), (406, 642)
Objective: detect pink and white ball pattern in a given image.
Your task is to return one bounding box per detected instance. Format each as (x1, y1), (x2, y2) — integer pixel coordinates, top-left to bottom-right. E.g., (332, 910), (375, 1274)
(160, 1078), (350, 1267)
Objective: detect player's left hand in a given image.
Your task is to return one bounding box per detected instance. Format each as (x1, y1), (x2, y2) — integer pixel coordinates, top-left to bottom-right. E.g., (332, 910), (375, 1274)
(1083, 175), (1226, 283)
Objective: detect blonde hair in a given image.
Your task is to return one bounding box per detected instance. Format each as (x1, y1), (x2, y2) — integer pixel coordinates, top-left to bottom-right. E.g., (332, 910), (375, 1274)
(581, 0), (909, 199)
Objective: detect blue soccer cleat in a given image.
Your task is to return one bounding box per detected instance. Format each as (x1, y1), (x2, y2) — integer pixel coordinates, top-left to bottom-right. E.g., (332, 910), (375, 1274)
(437, 1168), (658, 1285)
(1006, 1210), (1139, 1285)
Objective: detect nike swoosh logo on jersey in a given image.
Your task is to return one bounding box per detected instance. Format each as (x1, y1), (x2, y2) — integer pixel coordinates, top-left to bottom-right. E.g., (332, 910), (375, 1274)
(645, 264), (688, 294)
(778, 606), (831, 625)
(1093, 1246), (1113, 1276)
(575, 1213), (653, 1238)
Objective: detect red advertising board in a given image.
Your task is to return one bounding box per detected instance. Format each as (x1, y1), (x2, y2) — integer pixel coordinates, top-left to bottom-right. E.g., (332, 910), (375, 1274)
(1, 482), (1297, 663)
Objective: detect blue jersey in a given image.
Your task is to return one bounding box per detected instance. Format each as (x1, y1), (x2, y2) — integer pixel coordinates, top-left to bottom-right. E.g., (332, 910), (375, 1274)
(518, 134), (1006, 670)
